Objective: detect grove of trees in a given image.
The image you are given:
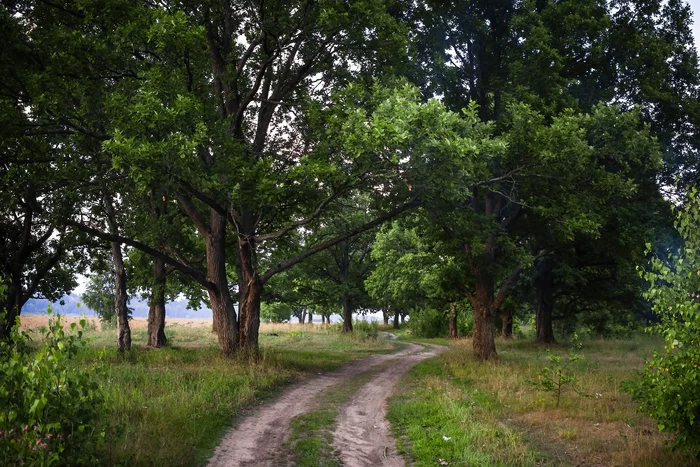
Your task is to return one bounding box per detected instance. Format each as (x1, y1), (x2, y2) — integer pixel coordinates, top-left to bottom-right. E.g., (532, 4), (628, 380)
(2, 0), (699, 364)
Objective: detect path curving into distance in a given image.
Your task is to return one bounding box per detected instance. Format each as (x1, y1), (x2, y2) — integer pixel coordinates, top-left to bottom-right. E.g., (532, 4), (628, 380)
(207, 334), (445, 467)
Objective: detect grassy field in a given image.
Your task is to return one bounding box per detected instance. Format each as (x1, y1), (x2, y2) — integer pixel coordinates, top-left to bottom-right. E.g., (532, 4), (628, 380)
(20, 317), (395, 466)
(387, 334), (700, 467)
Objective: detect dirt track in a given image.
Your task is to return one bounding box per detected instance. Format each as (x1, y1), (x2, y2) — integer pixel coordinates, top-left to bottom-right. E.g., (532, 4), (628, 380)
(207, 335), (445, 467)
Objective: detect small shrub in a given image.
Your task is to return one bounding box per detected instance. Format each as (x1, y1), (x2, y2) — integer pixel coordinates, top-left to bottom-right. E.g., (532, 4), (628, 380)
(407, 308), (448, 338)
(626, 193), (700, 456)
(0, 311), (112, 466)
(352, 320), (378, 340)
(532, 333), (588, 407)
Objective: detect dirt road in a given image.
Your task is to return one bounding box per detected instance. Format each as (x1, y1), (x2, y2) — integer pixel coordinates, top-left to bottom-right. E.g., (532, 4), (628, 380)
(207, 336), (445, 467)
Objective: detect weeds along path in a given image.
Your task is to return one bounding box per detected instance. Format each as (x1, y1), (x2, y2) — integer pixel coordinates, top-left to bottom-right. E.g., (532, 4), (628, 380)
(207, 336), (432, 467)
(332, 342), (445, 467)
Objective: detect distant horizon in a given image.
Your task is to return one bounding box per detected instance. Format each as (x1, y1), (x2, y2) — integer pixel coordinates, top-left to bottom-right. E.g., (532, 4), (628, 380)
(23, 293), (387, 324)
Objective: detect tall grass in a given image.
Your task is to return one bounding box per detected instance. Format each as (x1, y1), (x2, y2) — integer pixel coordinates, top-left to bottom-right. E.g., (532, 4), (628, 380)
(56, 321), (396, 466)
(388, 335), (700, 467)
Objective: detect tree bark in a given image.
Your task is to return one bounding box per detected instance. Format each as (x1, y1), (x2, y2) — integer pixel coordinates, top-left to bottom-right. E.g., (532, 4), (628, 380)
(342, 293), (353, 332)
(321, 315), (326, 324)
(111, 241), (131, 352)
(205, 211), (239, 356)
(383, 309), (389, 325)
(147, 256), (167, 347)
(448, 304), (458, 339)
(535, 258), (556, 344)
(393, 308), (400, 329)
(0, 277), (21, 339)
(501, 304), (514, 339)
(307, 312), (313, 324)
(401, 312), (405, 325)
(469, 271), (497, 360)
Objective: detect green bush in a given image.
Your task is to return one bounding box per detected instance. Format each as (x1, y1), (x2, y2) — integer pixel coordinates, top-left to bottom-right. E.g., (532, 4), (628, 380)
(352, 320), (378, 340)
(407, 306), (473, 338)
(407, 308), (447, 338)
(626, 193), (700, 456)
(0, 311), (112, 465)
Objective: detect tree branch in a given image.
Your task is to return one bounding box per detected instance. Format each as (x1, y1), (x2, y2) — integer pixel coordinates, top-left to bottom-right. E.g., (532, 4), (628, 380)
(491, 265), (522, 313)
(260, 196), (421, 283)
(66, 220), (212, 288)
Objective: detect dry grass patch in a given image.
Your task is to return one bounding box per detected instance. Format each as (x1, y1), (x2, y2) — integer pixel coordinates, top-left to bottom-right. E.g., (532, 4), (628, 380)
(433, 336), (700, 466)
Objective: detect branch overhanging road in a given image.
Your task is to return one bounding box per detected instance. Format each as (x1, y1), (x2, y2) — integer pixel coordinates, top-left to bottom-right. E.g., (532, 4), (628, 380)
(207, 333), (446, 467)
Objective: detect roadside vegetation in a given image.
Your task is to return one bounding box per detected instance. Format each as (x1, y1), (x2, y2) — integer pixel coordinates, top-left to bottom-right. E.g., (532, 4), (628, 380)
(15, 317), (394, 466)
(388, 336), (700, 467)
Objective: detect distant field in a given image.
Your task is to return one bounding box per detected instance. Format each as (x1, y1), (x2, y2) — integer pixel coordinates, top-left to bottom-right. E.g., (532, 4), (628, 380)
(19, 314), (212, 331)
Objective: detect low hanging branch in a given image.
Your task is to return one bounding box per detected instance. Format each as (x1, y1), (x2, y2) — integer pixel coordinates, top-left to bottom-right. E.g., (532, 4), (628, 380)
(65, 219), (212, 289)
(260, 195), (421, 283)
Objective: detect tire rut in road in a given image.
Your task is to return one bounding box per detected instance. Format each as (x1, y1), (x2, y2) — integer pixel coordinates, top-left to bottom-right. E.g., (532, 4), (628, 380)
(332, 343), (446, 467)
(207, 341), (424, 467)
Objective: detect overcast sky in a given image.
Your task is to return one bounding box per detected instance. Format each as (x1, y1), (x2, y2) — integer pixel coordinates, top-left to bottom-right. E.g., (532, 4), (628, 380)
(691, 0), (700, 49)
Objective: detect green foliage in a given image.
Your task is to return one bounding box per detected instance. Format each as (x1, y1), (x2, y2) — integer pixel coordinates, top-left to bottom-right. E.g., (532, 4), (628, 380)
(81, 269), (117, 326)
(533, 333), (587, 407)
(628, 192), (700, 456)
(328, 320), (378, 340)
(407, 306), (473, 339)
(0, 312), (112, 466)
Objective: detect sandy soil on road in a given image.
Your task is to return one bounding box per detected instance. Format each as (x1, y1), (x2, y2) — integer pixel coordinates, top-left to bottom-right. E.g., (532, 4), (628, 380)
(207, 335), (446, 467)
(333, 343), (444, 467)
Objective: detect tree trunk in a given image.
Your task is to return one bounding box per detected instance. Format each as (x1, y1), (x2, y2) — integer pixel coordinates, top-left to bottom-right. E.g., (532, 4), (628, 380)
(393, 308), (400, 329)
(236, 235), (263, 352)
(342, 293), (353, 332)
(206, 211), (238, 356)
(321, 315), (326, 324)
(307, 312), (313, 324)
(401, 313), (405, 325)
(111, 241), (131, 352)
(383, 309), (389, 325)
(501, 304), (514, 339)
(448, 304), (458, 339)
(0, 276), (21, 339)
(147, 257), (167, 347)
(535, 259), (556, 344)
(470, 271), (497, 360)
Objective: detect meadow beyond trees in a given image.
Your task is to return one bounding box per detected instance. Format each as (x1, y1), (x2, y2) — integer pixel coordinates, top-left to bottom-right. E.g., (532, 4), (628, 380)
(2, 0), (700, 465)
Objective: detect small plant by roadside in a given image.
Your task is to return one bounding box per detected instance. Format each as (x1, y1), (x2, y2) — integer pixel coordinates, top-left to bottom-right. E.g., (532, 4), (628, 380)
(0, 309), (113, 466)
(532, 333), (588, 407)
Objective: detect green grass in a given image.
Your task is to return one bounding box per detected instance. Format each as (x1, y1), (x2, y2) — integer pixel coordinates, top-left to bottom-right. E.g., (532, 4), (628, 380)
(286, 370), (377, 466)
(63, 322), (396, 466)
(387, 335), (700, 467)
(388, 356), (545, 466)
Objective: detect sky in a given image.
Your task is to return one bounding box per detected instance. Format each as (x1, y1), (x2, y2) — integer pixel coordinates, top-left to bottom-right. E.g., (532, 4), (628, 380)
(691, 0), (700, 49)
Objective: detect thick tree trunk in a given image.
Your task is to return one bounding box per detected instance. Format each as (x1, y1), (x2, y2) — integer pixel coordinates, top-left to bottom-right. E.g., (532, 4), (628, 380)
(111, 242), (131, 352)
(393, 308), (400, 329)
(237, 236), (263, 351)
(448, 304), (458, 339)
(383, 309), (389, 325)
(472, 304), (497, 359)
(321, 315), (326, 324)
(307, 312), (313, 324)
(298, 313), (304, 324)
(470, 272), (498, 360)
(0, 278), (21, 339)
(501, 304), (514, 339)
(535, 259), (556, 344)
(147, 257), (167, 347)
(206, 211), (238, 356)
(401, 313), (405, 325)
(342, 293), (353, 332)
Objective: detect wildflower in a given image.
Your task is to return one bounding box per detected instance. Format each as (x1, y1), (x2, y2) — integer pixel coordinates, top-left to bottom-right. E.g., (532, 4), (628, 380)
(24, 425), (29, 431)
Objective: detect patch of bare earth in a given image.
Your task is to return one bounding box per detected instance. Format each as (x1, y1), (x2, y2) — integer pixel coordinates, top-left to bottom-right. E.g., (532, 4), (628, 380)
(208, 339), (444, 467)
(332, 343), (445, 467)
